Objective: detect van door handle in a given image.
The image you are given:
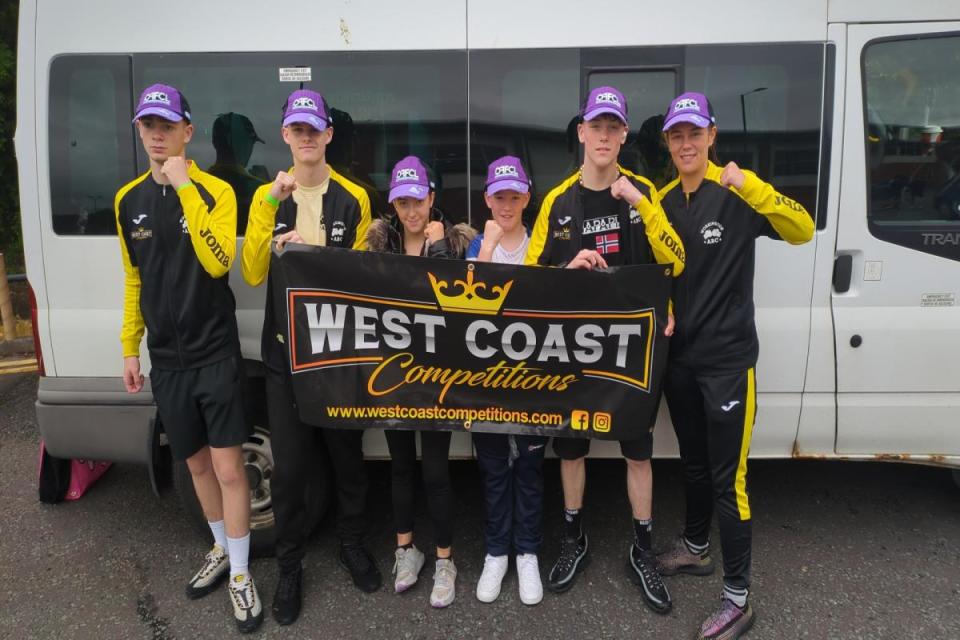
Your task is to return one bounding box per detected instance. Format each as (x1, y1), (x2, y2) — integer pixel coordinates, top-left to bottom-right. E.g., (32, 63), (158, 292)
(833, 255), (853, 293)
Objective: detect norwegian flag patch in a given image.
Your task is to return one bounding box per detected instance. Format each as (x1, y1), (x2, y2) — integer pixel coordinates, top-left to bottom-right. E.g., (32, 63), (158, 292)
(595, 232), (620, 254)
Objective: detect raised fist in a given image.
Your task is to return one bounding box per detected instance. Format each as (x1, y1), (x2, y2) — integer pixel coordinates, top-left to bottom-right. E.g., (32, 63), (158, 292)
(719, 162), (746, 190)
(161, 156), (190, 189)
(425, 221), (445, 243)
(269, 171), (298, 202)
(482, 219), (505, 248)
(610, 175), (643, 206)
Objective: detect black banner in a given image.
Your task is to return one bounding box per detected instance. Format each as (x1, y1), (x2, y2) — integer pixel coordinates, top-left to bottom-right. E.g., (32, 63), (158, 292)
(270, 245), (672, 440)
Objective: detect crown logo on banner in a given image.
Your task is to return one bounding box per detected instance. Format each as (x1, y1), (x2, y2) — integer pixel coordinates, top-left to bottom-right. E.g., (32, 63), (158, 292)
(427, 265), (513, 315)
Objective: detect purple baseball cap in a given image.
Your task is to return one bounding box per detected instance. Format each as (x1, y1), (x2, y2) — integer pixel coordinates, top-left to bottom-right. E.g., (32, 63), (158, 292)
(663, 92), (716, 131)
(582, 86), (628, 125)
(485, 156), (530, 195)
(282, 89), (331, 131)
(132, 84), (192, 123)
(388, 156), (432, 202)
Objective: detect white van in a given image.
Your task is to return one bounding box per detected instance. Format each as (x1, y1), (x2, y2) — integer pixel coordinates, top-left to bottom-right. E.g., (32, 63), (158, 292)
(17, 0), (960, 551)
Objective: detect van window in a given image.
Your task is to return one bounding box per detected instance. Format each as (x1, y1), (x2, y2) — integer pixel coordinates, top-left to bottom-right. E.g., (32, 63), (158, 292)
(864, 34), (960, 260)
(49, 55), (135, 235)
(135, 52), (468, 232)
(469, 43), (824, 229)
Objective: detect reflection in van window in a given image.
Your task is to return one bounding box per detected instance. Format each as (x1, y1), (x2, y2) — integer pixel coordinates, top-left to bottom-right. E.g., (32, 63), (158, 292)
(865, 35), (960, 225)
(49, 56), (134, 236)
(135, 52), (468, 230)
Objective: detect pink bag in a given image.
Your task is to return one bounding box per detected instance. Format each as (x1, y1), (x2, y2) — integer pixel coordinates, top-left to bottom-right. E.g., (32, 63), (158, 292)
(64, 459), (112, 501)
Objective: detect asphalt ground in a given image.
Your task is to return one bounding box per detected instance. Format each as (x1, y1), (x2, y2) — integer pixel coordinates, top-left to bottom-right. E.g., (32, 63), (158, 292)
(1, 371), (959, 639)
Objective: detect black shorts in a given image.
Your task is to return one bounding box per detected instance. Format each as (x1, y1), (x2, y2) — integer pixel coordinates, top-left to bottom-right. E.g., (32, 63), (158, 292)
(552, 430), (653, 461)
(150, 354), (251, 461)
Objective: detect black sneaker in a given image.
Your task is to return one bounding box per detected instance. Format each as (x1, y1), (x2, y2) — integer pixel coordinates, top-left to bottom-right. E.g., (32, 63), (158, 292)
(628, 545), (672, 614)
(339, 543), (383, 593)
(547, 532), (589, 593)
(271, 565), (302, 626)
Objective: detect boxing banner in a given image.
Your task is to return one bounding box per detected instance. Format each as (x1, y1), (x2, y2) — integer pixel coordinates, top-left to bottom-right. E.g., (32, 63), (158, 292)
(271, 245), (673, 440)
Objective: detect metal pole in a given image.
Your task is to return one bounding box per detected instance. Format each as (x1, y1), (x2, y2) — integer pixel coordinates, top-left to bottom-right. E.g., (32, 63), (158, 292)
(0, 253), (17, 342)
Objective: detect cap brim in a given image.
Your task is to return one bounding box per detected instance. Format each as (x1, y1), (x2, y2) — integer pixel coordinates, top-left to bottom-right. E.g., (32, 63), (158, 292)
(583, 106), (627, 124)
(133, 107), (184, 123)
(486, 179), (530, 195)
(662, 113), (712, 131)
(282, 113), (328, 131)
(388, 184), (429, 202)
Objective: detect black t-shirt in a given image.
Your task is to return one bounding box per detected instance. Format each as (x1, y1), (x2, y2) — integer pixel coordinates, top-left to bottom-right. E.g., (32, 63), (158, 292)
(580, 185), (623, 266)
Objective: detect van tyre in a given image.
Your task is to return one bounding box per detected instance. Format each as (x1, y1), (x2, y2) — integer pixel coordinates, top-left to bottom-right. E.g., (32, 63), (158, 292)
(952, 469), (960, 491)
(173, 425), (332, 557)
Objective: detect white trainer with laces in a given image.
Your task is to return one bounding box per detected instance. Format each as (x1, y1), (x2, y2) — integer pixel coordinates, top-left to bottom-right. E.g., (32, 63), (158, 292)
(476, 554), (509, 603)
(185, 544), (229, 599)
(517, 553), (543, 605)
(393, 545), (426, 593)
(430, 558), (458, 608)
(228, 573), (263, 634)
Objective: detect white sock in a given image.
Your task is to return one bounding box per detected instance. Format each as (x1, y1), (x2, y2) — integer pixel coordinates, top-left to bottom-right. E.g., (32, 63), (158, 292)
(723, 584), (749, 608)
(208, 520), (227, 550)
(227, 533), (251, 578)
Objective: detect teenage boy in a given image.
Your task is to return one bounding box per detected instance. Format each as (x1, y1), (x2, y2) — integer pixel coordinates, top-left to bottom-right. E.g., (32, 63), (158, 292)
(241, 89), (375, 626)
(116, 84), (262, 634)
(524, 86), (685, 613)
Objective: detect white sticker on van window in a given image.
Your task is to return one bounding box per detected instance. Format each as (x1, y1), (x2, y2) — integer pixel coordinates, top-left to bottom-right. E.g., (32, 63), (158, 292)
(921, 293), (955, 307)
(279, 67), (312, 82)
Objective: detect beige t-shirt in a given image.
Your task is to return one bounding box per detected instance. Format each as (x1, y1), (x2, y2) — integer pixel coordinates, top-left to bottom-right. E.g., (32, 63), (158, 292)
(293, 177), (330, 246)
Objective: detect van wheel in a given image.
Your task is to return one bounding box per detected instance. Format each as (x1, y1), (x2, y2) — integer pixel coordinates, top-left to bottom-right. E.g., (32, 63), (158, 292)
(173, 425), (332, 557)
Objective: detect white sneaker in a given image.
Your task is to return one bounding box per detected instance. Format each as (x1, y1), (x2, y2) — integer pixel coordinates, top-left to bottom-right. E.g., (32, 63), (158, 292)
(476, 554), (509, 603)
(430, 558), (457, 608)
(185, 544), (229, 599)
(393, 545), (426, 593)
(517, 554), (543, 606)
(227, 573), (263, 633)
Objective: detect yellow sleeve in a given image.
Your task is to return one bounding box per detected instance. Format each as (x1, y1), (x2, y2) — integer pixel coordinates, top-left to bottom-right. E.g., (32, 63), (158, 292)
(737, 171), (815, 245)
(240, 184), (279, 287)
(351, 190), (372, 251)
(524, 195), (553, 266)
(115, 192), (145, 358)
(634, 187), (685, 277)
(178, 180), (237, 277)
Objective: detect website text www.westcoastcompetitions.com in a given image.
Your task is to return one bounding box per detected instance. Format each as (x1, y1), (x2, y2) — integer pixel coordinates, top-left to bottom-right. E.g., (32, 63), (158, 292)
(326, 404), (564, 426)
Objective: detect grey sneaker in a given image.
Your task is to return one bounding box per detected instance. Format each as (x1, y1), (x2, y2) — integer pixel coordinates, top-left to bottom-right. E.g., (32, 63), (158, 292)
(185, 544), (229, 599)
(656, 535), (715, 577)
(393, 545), (426, 593)
(430, 558), (457, 608)
(228, 573), (264, 634)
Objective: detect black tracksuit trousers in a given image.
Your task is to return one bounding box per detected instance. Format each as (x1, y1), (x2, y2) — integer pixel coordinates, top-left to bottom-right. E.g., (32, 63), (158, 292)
(267, 368), (369, 571)
(663, 364), (756, 591)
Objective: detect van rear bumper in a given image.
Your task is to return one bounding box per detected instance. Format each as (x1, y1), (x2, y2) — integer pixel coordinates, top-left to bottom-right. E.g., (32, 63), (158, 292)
(36, 376), (157, 464)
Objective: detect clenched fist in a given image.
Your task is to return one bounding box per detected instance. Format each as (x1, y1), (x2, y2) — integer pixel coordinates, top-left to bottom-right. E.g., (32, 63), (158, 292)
(719, 162), (746, 190)
(425, 221), (445, 244)
(269, 171), (298, 203)
(161, 156), (191, 190)
(481, 219), (505, 250)
(610, 175), (644, 206)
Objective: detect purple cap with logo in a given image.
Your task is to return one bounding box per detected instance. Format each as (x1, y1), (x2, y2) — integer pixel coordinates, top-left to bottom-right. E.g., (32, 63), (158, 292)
(485, 156), (530, 195)
(388, 156), (432, 202)
(582, 86), (628, 125)
(133, 84), (192, 123)
(663, 92), (716, 131)
(282, 89), (331, 131)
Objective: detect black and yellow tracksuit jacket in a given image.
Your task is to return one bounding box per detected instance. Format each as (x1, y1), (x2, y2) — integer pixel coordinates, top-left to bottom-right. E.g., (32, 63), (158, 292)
(115, 162), (240, 370)
(524, 166), (686, 274)
(659, 161), (815, 374)
(241, 167), (371, 372)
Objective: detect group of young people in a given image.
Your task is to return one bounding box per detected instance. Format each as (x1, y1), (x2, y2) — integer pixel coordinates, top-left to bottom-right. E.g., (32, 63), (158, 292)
(115, 81), (813, 638)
